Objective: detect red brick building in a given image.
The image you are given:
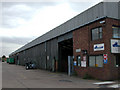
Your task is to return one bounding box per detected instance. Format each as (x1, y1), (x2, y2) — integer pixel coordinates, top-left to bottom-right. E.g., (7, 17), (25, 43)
(73, 17), (120, 80)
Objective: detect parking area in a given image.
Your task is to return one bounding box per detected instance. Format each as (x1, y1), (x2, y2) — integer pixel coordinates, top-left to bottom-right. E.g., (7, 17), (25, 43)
(2, 62), (120, 89)
(2, 62), (101, 88)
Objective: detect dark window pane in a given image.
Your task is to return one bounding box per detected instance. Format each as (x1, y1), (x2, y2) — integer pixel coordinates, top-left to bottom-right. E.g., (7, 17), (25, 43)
(92, 27), (102, 40)
(89, 55), (103, 67)
(113, 26), (120, 38)
(89, 56), (95, 67)
(118, 28), (120, 38)
(99, 27), (102, 39)
(99, 27), (102, 32)
(115, 55), (120, 67)
(96, 56), (103, 67)
(92, 29), (99, 40)
(100, 33), (102, 39)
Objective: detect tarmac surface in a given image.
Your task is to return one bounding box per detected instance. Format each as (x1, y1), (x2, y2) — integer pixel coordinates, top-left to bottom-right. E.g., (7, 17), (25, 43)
(2, 62), (119, 88)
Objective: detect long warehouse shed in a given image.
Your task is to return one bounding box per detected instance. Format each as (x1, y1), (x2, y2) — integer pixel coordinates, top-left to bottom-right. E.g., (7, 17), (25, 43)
(10, 2), (119, 55)
(10, 2), (120, 80)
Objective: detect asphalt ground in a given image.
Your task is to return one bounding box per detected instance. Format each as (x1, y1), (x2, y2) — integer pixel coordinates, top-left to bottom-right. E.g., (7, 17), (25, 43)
(2, 61), (119, 89)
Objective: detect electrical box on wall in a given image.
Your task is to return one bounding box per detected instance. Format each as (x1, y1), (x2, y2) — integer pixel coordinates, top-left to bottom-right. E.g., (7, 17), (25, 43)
(82, 50), (87, 55)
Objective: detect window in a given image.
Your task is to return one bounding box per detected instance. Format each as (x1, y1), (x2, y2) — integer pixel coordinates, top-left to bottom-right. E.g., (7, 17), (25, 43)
(115, 55), (120, 67)
(91, 27), (102, 40)
(89, 56), (95, 67)
(113, 26), (120, 38)
(89, 55), (103, 67)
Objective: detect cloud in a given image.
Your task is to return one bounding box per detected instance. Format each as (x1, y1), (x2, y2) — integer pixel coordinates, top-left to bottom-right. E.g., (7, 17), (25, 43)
(25, 3), (79, 36)
(1, 42), (22, 57)
(1, 2), (63, 28)
(1, 2), (79, 38)
(1, 1), (103, 57)
(66, 0), (103, 12)
(1, 2), (80, 57)
(2, 3), (35, 28)
(4, 4), (32, 12)
(0, 36), (33, 57)
(1, 1), (101, 35)
(2, 37), (33, 45)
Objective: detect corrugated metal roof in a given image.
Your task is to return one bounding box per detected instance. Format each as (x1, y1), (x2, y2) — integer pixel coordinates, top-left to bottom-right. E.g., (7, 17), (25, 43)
(10, 2), (120, 56)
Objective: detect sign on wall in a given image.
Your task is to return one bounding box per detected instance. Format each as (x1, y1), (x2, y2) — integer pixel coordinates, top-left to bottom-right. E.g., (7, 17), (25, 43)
(94, 43), (104, 51)
(111, 39), (120, 53)
(76, 48), (81, 53)
(103, 54), (108, 64)
(81, 61), (86, 67)
(74, 61), (77, 66)
(83, 56), (86, 61)
(81, 56), (87, 67)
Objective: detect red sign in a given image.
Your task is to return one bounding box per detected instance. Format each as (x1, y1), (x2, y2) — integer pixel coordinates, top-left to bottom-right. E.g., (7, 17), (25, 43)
(104, 54), (107, 60)
(83, 56), (86, 61)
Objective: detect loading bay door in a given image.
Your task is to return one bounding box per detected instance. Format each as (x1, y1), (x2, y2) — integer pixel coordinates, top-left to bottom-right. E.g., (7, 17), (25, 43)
(58, 38), (73, 74)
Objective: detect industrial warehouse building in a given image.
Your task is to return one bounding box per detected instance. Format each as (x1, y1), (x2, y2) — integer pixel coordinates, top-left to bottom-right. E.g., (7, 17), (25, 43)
(9, 2), (120, 80)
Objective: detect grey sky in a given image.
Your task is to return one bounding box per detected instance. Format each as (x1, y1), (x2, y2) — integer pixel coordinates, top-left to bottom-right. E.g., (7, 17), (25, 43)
(1, 0), (103, 57)
(2, 2), (61, 28)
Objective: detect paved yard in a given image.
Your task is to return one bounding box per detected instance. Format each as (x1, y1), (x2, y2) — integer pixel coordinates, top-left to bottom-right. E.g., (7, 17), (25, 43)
(2, 62), (119, 88)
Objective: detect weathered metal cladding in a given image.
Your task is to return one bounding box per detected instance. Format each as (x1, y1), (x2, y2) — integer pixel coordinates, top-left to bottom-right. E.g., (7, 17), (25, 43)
(103, 2), (119, 19)
(15, 39), (58, 70)
(58, 32), (72, 43)
(46, 38), (58, 70)
(14, 55), (18, 65)
(18, 51), (24, 65)
(27, 43), (46, 69)
(17, 43), (47, 69)
(11, 32), (72, 70)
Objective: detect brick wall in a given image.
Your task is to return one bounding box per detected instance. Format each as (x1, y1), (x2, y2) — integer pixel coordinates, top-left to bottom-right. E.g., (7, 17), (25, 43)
(73, 17), (120, 80)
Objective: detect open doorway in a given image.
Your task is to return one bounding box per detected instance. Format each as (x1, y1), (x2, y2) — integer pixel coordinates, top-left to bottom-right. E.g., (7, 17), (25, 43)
(58, 38), (73, 73)
(115, 54), (120, 67)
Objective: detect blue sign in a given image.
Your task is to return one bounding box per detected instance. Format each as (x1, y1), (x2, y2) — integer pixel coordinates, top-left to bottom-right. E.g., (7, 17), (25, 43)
(94, 43), (104, 51)
(104, 59), (108, 64)
(111, 39), (120, 53)
(94, 46), (104, 49)
(113, 42), (120, 47)
(74, 61), (77, 66)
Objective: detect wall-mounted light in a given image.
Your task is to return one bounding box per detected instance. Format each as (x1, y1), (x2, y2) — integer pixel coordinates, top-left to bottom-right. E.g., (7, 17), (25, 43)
(100, 20), (105, 24)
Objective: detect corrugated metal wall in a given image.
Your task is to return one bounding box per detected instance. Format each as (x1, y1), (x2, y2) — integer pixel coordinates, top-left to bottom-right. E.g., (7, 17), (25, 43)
(13, 37), (58, 70)
(10, 32), (72, 70)
(17, 43), (47, 69)
(46, 38), (58, 70)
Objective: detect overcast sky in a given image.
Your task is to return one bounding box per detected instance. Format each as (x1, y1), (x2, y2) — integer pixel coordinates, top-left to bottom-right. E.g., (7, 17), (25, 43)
(0, 0), (105, 57)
